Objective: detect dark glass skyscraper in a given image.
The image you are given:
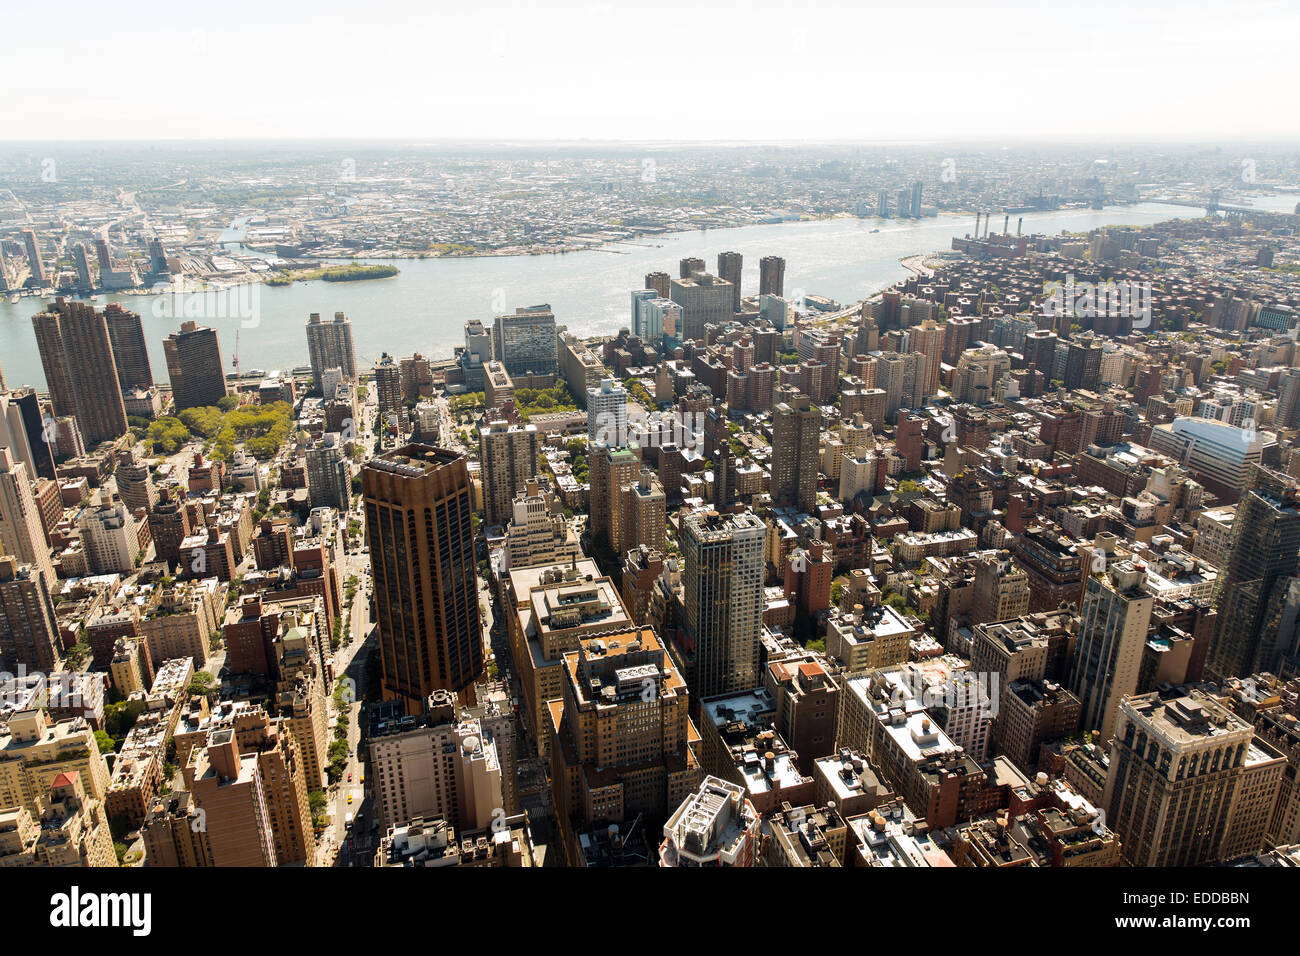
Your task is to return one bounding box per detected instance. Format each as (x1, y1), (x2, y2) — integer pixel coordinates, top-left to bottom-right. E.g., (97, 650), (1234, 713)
(363, 445), (484, 712)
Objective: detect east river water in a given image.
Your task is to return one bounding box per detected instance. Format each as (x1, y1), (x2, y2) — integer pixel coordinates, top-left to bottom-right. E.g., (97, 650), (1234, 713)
(2, 198), (1292, 391)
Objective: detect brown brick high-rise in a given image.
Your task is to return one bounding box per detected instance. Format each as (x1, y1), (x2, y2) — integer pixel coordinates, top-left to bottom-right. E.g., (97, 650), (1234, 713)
(31, 299), (128, 445)
(163, 321), (228, 411)
(104, 304), (154, 390)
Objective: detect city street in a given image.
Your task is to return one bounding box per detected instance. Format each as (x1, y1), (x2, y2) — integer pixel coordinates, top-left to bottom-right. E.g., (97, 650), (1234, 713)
(318, 538), (376, 867)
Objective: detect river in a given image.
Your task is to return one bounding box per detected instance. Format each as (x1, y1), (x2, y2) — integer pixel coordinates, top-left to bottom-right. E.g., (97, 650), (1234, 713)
(0, 200), (1280, 391)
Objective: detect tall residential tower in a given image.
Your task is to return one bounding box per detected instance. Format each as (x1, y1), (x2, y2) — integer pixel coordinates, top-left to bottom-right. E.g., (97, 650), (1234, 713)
(363, 446), (484, 711)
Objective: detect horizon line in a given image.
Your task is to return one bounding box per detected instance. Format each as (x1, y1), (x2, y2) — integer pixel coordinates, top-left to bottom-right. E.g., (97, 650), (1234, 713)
(2, 136), (1300, 148)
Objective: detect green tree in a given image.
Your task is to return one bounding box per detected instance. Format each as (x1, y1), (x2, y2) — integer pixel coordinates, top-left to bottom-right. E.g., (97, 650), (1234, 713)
(211, 401), (293, 461)
(65, 637), (91, 669)
(146, 416), (191, 454)
(188, 670), (218, 699)
(326, 738), (349, 782)
(178, 406), (224, 439)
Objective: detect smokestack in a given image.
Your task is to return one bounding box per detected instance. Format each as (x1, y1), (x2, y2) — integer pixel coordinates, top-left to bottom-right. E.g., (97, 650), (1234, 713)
(973, 211), (980, 238)
(1017, 217), (1023, 236)
(1003, 214), (1010, 235)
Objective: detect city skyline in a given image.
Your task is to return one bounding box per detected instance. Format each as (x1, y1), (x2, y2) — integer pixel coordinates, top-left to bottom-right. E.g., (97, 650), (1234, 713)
(2, 0), (1300, 913)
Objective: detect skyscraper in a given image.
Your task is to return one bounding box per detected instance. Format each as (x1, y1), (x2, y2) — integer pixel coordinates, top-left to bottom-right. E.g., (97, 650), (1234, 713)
(185, 728), (277, 867)
(0, 390), (44, 481)
(679, 257), (705, 278)
(770, 392), (820, 513)
(548, 626), (700, 861)
(104, 305), (153, 390)
(21, 229), (46, 287)
(681, 509), (765, 698)
(369, 689), (517, 832)
(148, 487), (192, 569)
(306, 312), (358, 394)
(1103, 688), (1258, 866)
(31, 299), (128, 445)
(148, 237), (169, 275)
(1207, 465), (1300, 680)
(760, 294), (789, 331)
(1063, 336), (1103, 391)
(114, 447), (157, 514)
(30, 308), (76, 419)
(0, 555), (62, 673)
(163, 321), (228, 411)
(373, 353), (403, 423)
(72, 244), (93, 289)
(631, 289), (657, 334)
(1277, 368), (1300, 432)
(910, 181), (923, 218)
(1069, 559), (1153, 741)
(1022, 329), (1059, 378)
(645, 271), (671, 299)
(971, 551), (1030, 626)
(638, 297), (681, 346)
(305, 432), (352, 511)
(587, 378), (627, 446)
(94, 238), (113, 274)
(363, 445), (484, 711)
(909, 319), (944, 402)
(717, 251), (743, 312)
(621, 468), (666, 554)
(759, 256), (785, 297)
(493, 305), (557, 377)
(588, 443), (641, 552)
(670, 274), (733, 343)
(11, 390), (54, 481)
(76, 497), (138, 575)
(478, 420), (540, 527)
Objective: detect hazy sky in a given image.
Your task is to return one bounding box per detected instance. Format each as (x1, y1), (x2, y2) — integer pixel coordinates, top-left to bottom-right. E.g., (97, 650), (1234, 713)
(5, 0), (1298, 142)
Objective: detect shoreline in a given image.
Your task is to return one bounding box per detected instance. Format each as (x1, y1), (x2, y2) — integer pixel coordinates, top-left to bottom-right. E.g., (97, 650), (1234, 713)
(899, 254), (939, 278)
(133, 200), (1196, 295)
(234, 210), (961, 268)
(233, 197), (1222, 267)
